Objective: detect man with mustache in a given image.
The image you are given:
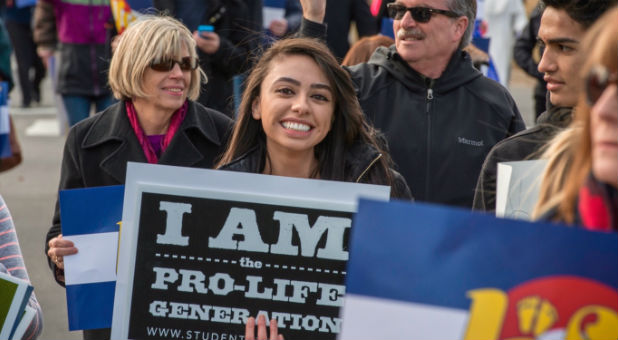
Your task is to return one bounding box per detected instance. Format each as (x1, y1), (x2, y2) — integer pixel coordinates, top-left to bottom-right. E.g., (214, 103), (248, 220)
(473, 0), (616, 212)
(299, 0), (524, 208)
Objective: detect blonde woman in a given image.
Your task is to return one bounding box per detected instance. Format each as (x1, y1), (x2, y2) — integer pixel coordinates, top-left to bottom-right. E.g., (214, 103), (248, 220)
(45, 16), (232, 339)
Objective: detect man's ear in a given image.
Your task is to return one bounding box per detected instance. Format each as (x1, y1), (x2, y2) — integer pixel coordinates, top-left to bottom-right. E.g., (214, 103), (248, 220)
(251, 98), (261, 120)
(453, 16), (469, 43)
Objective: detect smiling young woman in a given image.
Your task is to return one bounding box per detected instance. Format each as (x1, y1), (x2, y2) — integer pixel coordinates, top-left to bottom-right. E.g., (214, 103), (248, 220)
(217, 38), (411, 198)
(218, 36), (412, 340)
(250, 53), (334, 178)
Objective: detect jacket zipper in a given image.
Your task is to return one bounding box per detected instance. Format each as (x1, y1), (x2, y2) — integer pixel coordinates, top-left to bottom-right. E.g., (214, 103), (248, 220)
(355, 153), (383, 183)
(425, 81), (434, 200)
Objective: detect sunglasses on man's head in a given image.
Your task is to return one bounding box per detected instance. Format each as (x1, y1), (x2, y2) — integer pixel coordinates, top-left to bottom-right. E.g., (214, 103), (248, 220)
(585, 65), (617, 106)
(386, 3), (460, 22)
(150, 57), (199, 72)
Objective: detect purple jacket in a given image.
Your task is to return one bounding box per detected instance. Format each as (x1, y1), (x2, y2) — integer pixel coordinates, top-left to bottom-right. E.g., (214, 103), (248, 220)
(43, 0), (111, 44)
(34, 0), (112, 96)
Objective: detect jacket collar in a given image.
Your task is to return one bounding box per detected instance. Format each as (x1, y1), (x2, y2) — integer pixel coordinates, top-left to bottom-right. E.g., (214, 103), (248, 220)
(537, 93), (573, 128)
(219, 144), (266, 174)
(369, 45), (482, 94)
(80, 101), (225, 182)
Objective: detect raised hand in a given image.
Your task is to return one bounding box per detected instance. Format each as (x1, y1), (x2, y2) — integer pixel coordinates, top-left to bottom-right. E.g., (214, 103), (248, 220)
(300, 0), (326, 23)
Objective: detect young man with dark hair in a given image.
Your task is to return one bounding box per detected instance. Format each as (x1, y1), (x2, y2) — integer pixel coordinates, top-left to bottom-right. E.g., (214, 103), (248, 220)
(473, 0), (617, 212)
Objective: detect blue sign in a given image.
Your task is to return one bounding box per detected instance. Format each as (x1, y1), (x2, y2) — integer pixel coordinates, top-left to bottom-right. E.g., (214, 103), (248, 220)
(60, 185), (124, 330)
(340, 199), (618, 339)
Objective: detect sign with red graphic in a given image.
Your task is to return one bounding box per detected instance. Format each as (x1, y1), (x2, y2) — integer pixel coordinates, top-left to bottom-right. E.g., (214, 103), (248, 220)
(341, 200), (618, 340)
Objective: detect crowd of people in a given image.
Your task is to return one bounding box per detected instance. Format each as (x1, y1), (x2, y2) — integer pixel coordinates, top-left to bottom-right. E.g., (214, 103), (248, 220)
(0, 0), (616, 339)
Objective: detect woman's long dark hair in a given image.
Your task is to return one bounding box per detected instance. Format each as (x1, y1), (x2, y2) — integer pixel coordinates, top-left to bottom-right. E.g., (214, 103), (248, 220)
(217, 38), (394, 185)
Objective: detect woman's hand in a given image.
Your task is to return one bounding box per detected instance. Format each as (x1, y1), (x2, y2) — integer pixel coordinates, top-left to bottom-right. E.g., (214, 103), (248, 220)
(245, 315), (284, 340)
(300, 0), (326, 23)
(47, 234), (78, 271)
(193, 31), (221, 55)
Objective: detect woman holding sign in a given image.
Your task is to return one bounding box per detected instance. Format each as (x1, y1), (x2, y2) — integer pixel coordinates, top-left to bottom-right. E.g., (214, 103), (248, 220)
(533, 8), (617, 230)
(217, 38), (411, 198)
(45, 16), (233, 339)
(217, 37), (411, 339)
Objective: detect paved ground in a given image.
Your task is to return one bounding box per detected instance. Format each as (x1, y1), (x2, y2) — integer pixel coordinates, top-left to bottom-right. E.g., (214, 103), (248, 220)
(0, 64), (537, 339)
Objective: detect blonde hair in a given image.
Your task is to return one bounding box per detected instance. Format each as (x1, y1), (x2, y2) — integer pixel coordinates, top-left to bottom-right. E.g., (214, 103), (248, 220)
(108, 15), (204, 101)
(533, 7), (618, 222)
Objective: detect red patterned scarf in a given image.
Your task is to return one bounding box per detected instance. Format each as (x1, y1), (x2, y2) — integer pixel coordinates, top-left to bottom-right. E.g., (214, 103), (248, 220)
(576, 174), (618, 231)
(125, 100), (188, 164)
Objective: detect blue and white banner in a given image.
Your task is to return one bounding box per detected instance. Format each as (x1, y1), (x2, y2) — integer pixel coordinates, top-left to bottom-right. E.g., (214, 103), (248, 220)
(340, 199), (618, 340)
(59, 185), (124, 330)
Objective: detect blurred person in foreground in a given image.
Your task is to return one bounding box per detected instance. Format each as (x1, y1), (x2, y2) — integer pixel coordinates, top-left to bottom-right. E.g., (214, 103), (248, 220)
(533, 7), (617, 230)
(0, 194), (43, 339)
(44, 16), (233, 340)
(473, 0), (616, 212)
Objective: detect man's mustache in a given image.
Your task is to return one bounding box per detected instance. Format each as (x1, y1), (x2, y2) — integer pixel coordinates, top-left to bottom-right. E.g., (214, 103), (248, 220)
(397, 28), (425, 40)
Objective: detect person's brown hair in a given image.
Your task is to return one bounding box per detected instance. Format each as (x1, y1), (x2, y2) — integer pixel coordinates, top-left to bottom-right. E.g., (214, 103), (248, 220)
(533, 7), (618, 222)
(342, 35), (394, 66)
(217, 38), (394, 185)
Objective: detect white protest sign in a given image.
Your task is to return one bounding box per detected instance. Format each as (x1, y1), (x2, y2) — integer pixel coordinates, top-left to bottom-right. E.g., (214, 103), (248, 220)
(111, 162), (390, 340)
(496, 159), (547, 220)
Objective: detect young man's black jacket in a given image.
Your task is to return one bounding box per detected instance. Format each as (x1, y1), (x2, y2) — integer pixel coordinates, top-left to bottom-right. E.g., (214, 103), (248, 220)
(473, 102), (573, 212)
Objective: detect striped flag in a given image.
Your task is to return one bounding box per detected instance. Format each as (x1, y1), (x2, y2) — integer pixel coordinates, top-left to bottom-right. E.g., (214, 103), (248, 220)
(341, 200), (618, 340)
(60, 185), (124, 330)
